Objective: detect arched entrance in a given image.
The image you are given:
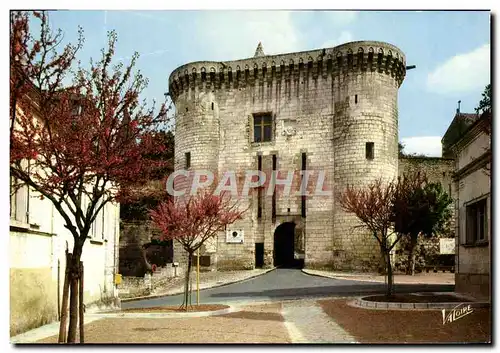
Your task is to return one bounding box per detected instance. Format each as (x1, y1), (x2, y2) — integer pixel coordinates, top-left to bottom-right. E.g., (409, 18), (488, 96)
(273, 222), (299, 268)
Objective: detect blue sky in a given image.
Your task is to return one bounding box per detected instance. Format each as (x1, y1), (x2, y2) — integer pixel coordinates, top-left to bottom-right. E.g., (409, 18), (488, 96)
(46, 10), (490, 156)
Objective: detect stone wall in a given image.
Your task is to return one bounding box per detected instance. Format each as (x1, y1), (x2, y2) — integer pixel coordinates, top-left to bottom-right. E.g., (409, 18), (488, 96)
(170, 40), (407, 272)
(396, 157), (457, 269)
(398, 156), (456, 236)
(398, 157), (455, 194)
(119, 221), (174, 277)
(118, 264), (185, 299)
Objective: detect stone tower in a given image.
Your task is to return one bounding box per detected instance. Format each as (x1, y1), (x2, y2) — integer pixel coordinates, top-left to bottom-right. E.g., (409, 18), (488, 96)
(169, 40), (406, 271)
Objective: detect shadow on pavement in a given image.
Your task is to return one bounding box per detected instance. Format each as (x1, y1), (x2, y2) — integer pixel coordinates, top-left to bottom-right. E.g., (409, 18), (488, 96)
(209, 284), (455, 299)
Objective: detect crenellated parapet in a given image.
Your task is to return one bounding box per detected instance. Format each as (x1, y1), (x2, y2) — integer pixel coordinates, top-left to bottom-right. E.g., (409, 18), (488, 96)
(168, 41), (406, 101)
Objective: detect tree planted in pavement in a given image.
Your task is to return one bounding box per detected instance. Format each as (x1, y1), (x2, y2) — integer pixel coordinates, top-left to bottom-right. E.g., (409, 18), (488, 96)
(149, 191), (245, 310)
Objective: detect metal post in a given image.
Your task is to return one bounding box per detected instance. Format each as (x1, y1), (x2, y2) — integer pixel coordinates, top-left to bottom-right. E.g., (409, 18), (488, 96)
(196, 248), (200, 305)
(57, 259), (60, 320)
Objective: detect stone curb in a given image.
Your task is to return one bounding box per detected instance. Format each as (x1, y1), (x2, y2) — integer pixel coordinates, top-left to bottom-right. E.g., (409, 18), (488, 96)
(121, 267), (276, 303)
(352, 295), (490, 311)
(10, 316), (103, 344)
(301, 269), (453, 285)
(302, 269), (384, 283)
(88, 305), (237, 319)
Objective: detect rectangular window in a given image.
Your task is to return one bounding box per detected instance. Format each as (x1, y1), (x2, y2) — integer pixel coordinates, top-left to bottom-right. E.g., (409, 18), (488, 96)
(301, 152), (307, 218)
(185, 152), (191, 169)
(253, 113), (273, 142)
(466, 198), (488, 245)
(10, 176), (27, 223)
(257, 155), (262, 219)
(272, 154), (277, 220)
(10, 176), (17, 220)
(71, 100), (83, 116)
(366, 142), (374, 160)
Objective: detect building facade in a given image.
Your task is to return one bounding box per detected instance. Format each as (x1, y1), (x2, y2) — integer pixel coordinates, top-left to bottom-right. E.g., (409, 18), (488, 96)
(169, 40), (408, 271)
(10, 178), (120, 336)
(446, 113), (491, 300)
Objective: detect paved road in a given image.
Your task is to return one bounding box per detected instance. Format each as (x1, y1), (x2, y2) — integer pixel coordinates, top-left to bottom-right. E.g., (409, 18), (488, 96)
(122, 268), (454, 309)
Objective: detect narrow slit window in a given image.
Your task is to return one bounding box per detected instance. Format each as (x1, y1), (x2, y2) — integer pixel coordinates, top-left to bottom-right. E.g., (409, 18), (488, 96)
(301, 152), (307, 218)
(257, 155), (262, 219)
(211, 102), (214, 110)
(355, 94), (358, 104)
(272, 154), (277, 220)
(185, 152), (191, 169)
(365, 142), (374, 160)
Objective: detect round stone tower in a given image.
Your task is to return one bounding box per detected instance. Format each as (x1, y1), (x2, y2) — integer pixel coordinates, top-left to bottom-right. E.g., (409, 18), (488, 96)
(171, 65), (220, 177)
(331, 41), (406, 271)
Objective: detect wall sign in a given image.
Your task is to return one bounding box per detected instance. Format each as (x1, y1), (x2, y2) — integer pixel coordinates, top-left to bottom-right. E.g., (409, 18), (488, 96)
(226, 229), (244, 244)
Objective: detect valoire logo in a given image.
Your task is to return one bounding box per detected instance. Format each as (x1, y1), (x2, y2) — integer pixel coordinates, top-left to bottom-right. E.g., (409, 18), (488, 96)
(442, 304), (474, 324)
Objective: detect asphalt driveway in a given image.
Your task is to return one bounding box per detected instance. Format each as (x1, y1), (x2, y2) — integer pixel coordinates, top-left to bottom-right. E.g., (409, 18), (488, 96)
(122, 269), (454, 309)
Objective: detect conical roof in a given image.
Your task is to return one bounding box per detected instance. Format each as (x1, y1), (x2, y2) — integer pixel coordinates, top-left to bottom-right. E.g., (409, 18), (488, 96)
(254, 42), (265, 57)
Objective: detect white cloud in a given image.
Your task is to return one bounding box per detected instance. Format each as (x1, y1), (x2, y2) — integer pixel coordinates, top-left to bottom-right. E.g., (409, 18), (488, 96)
(401, 136), (442, 157)
(196, 11), (303, 61)
(427, 43), (490, 94)
(322, 11), (358, 27)
(320, 31), (354, 48)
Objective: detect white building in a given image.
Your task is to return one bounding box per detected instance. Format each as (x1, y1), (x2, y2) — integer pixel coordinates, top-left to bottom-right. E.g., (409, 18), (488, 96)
(10, 170), (120, 336)
(446, 112), (491, 301)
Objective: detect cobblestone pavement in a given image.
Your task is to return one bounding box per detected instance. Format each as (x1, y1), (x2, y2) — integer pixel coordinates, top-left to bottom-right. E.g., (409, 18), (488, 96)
(282, 299), (358, 343)
(303, 269), (455, 284)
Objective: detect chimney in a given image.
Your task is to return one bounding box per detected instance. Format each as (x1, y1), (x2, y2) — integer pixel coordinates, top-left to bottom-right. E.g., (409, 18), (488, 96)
(456, 100), (461, 114)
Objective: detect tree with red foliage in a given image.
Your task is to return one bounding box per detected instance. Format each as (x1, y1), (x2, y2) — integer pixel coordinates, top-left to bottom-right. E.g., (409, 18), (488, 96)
(10, 11), (170, 343)
(150, 191), (246, 310)
(338, 178), (403, 296)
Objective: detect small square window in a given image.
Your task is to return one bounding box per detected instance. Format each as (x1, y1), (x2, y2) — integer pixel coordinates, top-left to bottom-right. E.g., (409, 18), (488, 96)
(253, 113), (273, 142)
(366, 142), (374, 160)
(185, 152), (191, 169)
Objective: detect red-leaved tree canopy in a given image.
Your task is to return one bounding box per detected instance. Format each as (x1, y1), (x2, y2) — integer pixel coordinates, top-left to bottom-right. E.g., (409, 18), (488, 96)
(150, 191), (245, 310)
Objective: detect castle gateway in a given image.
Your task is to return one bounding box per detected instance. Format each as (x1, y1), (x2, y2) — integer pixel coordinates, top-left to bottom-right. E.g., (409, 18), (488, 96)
(168, 41), (407, 271)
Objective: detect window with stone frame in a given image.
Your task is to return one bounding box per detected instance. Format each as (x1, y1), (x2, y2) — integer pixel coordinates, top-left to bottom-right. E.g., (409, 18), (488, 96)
(465, 198), (488, 245)
(253, 113), (273, 142)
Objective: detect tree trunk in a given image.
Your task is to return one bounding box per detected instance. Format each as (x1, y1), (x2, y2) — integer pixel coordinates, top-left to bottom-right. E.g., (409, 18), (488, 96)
(67, 243), (83, 343)
(385, 250), (394, 297)
(183, 252), (193, 311)
(378, 247), (387, 275)
(79, 261), (84, 344)
(407, 234), (418, 276)
(58, 251), (71, 343)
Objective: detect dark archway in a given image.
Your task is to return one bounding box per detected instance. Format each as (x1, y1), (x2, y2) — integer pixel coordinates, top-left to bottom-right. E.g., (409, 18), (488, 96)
(274, 222), (301, 268)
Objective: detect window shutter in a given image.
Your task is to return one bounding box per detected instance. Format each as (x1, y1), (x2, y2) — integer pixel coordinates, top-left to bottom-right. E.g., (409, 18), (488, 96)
(28, 188), (42, 226)
(460, 206), (467, 245)
(15, 184), (28, 224)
